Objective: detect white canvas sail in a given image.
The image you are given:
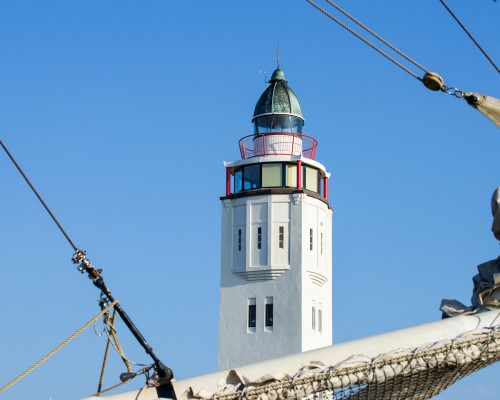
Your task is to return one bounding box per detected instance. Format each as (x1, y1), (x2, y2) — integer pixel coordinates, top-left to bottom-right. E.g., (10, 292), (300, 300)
(80, 308), (500, 400)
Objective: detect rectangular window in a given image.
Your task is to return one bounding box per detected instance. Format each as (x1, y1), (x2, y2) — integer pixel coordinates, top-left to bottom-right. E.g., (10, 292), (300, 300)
(279, 226), (284, 249)
(248, 298), (256, 331)
(312, 305), (316, 330)
(318, 308), (323, 333)
(257, 227), (262, 249)
(310, 229), (313, 251)
(262, 163), (282, 187)
(320, 232), (323, 255)
(265, 297), (273, 329)
(238, 229), (242, 251)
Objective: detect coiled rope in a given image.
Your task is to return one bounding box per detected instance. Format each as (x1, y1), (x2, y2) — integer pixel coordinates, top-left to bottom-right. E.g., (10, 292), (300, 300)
(0, 299), (119, 394)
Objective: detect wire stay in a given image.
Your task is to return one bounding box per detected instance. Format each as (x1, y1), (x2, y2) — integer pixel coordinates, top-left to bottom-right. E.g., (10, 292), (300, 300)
(306, 0), (500, 127)
(438, 0), (499, 74)
(305, 0), (427, 81)
(0, 140), (78, 250)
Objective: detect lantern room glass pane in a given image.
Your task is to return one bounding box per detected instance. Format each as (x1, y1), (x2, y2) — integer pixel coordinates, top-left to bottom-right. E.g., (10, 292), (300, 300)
(234, 169), (243, 193)
(254, 115), (303, 134)
(286, 164), (297, 187)
(304, 166), (319, 192)
(243, 164), (261, 190)
(262, 164), (282, 187)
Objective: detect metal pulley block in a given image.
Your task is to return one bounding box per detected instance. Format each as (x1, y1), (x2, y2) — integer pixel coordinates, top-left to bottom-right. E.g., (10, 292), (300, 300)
(422, 72), (444, 91)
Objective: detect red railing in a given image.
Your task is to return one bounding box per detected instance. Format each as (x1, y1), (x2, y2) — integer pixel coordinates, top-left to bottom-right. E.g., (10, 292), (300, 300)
(238, 132), (318, 160)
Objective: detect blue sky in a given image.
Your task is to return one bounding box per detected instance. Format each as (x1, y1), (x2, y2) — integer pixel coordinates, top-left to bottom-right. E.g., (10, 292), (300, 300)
(0, 1), (498, 399)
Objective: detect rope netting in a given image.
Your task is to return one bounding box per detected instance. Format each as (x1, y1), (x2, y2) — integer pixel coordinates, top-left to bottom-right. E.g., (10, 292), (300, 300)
(184, 326), (500, 400)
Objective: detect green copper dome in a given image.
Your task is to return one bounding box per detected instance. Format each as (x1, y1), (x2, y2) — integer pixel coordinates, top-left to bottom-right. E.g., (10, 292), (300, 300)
(252, 68), (304, 123)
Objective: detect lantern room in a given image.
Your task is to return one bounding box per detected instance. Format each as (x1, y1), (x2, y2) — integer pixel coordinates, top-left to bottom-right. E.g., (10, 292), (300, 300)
(239, 68), (318, 160)
(224, 68), (328, 201)
(252, 68), (304, 135)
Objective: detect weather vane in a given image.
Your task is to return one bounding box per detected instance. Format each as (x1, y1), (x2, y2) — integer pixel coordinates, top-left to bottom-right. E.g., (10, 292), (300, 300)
(259, 69), (267, 83)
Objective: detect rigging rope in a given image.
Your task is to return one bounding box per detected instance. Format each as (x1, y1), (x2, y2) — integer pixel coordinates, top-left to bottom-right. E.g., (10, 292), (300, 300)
(305, 0), (427, 81)
(95, 297), (136, 368)
(1, 141), (174, 382)
(90, 364), (158, 398)
(323, 0), (431, 75)
(438, 0), (500, 74)
(97, 314), (114, 396)
(105, 320), (134, 371)
(89, 381), (149, 398)
(0, 300), (119, 394)
(306, 0), (500, 127)
(96, 308), (133, 395)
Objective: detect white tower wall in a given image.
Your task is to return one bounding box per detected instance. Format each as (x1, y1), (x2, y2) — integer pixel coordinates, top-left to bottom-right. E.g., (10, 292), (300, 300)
(219, 180), (332, 369)
(300, 196), (333, 351)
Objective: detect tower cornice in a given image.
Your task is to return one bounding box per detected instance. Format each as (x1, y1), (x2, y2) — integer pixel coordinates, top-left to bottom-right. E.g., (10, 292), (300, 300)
(220, 188), (331, 209)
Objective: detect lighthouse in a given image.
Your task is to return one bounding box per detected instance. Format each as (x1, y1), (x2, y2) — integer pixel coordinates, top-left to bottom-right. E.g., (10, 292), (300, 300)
(218, 67), (333, 370)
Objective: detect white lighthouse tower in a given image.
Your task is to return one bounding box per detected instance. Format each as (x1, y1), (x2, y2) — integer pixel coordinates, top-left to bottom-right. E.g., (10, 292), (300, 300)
(218, 67), (333, 370)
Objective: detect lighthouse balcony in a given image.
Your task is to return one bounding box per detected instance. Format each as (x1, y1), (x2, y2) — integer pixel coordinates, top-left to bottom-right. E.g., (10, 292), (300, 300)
(239, 132), (317, 160)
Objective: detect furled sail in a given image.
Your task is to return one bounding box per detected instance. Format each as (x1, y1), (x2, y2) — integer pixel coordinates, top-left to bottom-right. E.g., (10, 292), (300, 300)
(465, 94), (500, 128)
(80, 309), (500, 400)
(491, 186), (500, 239)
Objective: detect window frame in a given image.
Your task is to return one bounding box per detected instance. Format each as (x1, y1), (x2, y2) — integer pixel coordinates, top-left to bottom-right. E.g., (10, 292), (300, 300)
(261, 163), (283, 188)
(265, 297), (274, 330)
(312, 305), (316, 330)
(243, 164), (261, 190)
(248, 298), (257, 332)
(302, 165), (320, 193)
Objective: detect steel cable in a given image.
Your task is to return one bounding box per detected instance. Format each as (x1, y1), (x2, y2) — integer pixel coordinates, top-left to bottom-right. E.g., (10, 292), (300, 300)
(439, 0), (500, 74)
(306, 0), (425, 81)
(324, 0), (431, 74)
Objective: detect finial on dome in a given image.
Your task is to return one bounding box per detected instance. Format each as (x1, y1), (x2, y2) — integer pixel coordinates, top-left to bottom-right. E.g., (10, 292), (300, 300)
(269, 68), (286, 83)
